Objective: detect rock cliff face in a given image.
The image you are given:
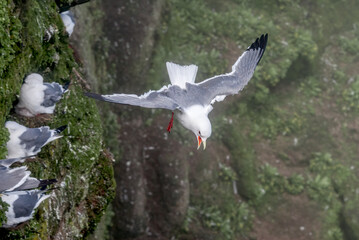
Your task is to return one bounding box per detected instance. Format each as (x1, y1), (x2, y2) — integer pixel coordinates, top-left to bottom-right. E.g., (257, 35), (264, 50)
(0, 0), (115, 239)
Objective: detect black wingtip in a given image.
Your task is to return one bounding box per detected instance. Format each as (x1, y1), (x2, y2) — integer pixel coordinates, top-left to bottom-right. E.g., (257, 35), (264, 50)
(55, 125), (67, 134)
(247, 33), (268, 65)
(39, 179), (57, 187)
(84, 92), (106, 101)
(62, 81), (71, 91)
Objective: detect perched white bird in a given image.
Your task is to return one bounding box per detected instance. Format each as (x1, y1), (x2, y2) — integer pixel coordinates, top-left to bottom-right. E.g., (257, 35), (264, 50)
(0, 166), (31, 193)
(0, 156), (57, 193)
(60, 11), (75, 36)
(85, 34), (268, 149)
(1, 190), (51, 228)
(15, 73), (69, 117)
(5, 121), (67, 158)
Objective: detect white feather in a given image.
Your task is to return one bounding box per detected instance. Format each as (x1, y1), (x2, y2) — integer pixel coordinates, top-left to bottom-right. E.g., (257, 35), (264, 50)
(166, 62), (198, 89)
(60, 11), (75, 36)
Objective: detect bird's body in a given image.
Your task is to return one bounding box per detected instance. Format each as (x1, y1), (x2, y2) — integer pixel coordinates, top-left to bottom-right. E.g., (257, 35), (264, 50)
(1, 190), (50, 228)
(85, 34), (268, 149)
(0, 155), (56, 193)
(16, 73), (69, 117)
(5, 121), (67, 158)
(0, 166), (31, 193)
(60, 11), (75, 36)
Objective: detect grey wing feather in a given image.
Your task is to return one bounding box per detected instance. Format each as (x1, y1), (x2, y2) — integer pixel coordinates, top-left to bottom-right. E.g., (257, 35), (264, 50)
(42, 83), (64, 107)
(14, 177), (40, 191)
(0, 167), (29, 192)
(85, 87), (180, 111)
(14, 178), (56, 191)
(197, 34), (268, 105)
(12, 192), (40, 218)
(19, 127), (52, 152)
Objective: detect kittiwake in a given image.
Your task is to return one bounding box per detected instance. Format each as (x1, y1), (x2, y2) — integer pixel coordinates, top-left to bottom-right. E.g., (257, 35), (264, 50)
(16, 73), (70, 117)
(85, 34), (268, 149)
(1, 190), (51, 228)
(5, 121), (67, 158)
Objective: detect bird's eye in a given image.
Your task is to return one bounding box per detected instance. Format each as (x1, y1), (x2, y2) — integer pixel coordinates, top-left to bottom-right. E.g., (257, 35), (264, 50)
(198, 131), (201, 135)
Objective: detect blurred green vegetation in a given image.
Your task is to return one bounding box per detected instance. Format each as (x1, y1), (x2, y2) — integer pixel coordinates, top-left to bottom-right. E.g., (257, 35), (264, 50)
(43, 0), (359, 239)
(144, 0), (359, 239)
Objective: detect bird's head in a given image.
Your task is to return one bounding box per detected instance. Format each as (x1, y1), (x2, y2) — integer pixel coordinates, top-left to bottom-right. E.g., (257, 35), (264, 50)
(194, 117), (212, 150)
(24, 73), (43, 84)
(178, 105), (212, 150)
(5, 121), (24, 134)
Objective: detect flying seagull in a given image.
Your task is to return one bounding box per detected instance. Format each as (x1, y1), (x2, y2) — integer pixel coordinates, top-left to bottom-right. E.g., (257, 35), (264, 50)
(16, 73), (70, 117)
(5, 121), (67, 158)
(1, 190), (51, 228)
(85, 34), (268, 149)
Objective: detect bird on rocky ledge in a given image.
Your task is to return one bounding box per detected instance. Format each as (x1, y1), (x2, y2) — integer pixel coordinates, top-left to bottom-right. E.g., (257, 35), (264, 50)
(1, 189), (51, 228)
(85, 34), (268, 149)
(5, 121), (67, 158)
(16, 73), (70, 117)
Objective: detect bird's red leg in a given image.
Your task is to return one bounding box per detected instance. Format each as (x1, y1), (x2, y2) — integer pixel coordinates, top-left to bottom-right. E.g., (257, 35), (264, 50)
(167, 112), (174, 133)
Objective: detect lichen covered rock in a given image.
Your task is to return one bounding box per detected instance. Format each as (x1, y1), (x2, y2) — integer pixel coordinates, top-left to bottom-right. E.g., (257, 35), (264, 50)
(0, 0), (115, 238)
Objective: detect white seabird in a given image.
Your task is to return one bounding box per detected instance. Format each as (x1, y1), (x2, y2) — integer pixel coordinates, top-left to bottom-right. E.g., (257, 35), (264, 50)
(85, 34), (268, 149)
(1, 190), (51, 228)
(16, 73), (70, 117)
(5, 121), (67, 158)
(60, 11), (75, 36)
(0, 166), (31, 193)
(0, 156), (56, 192)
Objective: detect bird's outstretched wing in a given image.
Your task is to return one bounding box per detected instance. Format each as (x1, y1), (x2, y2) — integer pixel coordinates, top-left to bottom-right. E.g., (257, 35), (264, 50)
(85, 86), (181, 111)
(197, 34), (268, 105)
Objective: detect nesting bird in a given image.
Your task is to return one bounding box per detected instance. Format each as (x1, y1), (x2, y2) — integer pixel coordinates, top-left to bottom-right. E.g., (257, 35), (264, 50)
(1, 190), (51, 228)
(5, 121), (67, 158)
(60, 11), (75, 36)
(0, 166), (31, 192)
(16, 73), (69, 117)
(86, 34), (268, 149)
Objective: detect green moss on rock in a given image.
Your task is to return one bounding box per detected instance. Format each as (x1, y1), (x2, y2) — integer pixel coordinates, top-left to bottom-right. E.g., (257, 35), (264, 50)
(0, 0), (115, 238)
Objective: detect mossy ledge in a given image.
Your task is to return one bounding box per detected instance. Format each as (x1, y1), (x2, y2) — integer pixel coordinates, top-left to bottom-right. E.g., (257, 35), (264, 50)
(0, 0), (115, 238)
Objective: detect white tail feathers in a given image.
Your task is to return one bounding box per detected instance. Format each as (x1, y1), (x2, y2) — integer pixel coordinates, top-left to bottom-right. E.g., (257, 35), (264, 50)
(166, 62), (198, 89)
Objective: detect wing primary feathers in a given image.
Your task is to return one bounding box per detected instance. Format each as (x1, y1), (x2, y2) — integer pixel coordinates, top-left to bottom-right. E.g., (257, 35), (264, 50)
(38, 179), (57, 187)
(62, 80), (71, 91)
(55, 125), (67, 134)
(84, 92), (107, 101)
(246, 33), (268, 65)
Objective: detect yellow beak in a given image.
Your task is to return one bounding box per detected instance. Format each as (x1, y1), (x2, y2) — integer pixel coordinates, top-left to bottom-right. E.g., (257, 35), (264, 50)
(197, 136), (202, 150)
(197, 136), (206, 150)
